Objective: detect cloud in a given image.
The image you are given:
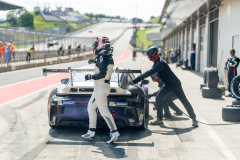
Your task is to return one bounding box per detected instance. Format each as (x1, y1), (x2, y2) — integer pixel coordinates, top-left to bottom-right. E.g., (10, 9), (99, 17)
(0, 0), (164, 21)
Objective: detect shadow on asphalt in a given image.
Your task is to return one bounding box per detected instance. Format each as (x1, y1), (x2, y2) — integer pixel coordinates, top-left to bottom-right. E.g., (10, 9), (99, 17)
(168, 116), (189, 121)
(47, 117), (154, 159)
(206, 97), (225, 100)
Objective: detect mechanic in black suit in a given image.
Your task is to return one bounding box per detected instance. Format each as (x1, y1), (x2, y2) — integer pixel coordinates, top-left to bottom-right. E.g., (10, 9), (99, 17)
(148, 72), (183, 118)
(132, 46), (198, 127)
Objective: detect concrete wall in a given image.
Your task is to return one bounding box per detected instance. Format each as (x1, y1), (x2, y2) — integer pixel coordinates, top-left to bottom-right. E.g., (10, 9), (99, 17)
(218, 0), (240, 82)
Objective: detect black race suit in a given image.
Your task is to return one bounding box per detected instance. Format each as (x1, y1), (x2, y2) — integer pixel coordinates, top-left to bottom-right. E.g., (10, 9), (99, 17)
(134, 58), (196, 120)
(151, 81), (182, 115)
(225, 56), (240, 92)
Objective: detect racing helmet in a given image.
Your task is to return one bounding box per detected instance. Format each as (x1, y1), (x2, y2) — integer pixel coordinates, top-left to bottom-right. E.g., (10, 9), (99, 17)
(92, 37), (110, 55)
(150, 72), (160, 83)
(146, 46), (159, 62)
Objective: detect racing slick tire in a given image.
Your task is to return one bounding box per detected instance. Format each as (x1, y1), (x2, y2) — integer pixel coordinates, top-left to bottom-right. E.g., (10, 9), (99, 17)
(207, 67), (219, 88)
(181, 65), (190, 70)
(200, 83), (207, 90)
(137, 114), (147, 130)
(49, 123), (63, 129)
(222, 105), (240, 122)
(202, 87), (222, 98)
(176, 63), (181, 68)
(232, 99), (240, 105)
(145, 103), (149, 118)
(230, 75), (240, 100)
(203, 68), (208, 84)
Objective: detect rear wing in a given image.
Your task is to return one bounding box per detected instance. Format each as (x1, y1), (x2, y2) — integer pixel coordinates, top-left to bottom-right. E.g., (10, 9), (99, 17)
(43, 67), (142, 86)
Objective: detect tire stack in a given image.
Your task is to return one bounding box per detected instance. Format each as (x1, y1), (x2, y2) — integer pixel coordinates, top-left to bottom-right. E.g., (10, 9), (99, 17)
(181, 59), (190, 70)
(200, 68), (207, 90)
(202, 67), (222, 98)
(176, 60), (183, 68)
(222, 75), (240, 122)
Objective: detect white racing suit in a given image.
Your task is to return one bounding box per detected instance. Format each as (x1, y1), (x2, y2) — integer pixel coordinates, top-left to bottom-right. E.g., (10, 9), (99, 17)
(88, 51), (117, 132)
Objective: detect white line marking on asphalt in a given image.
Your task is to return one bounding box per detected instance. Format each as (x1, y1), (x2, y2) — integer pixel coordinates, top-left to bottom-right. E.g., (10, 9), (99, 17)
(0, 72), (58, 89)
(0, 83), (60, 108)
(194, 109), (237, 160)
(0, 61), (90, 89)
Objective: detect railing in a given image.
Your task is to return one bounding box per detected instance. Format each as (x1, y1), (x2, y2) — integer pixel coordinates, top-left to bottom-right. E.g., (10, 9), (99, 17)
(0, 47), (94, 73)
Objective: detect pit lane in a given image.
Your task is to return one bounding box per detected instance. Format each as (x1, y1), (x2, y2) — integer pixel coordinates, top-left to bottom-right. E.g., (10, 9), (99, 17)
(0, 24), (240, 160)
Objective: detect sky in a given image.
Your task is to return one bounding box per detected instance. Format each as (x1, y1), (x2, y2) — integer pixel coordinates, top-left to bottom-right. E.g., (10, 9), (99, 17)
(0, 0), (165, 21)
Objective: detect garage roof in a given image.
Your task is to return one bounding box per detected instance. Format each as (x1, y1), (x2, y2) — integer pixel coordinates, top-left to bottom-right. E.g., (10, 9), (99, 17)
(0, 0), (23, 11)
(158, 0), (171, 23)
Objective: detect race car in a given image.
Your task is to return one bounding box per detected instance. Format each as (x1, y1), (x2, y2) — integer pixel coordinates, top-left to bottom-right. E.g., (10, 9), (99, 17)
(43, 66), (150, 130)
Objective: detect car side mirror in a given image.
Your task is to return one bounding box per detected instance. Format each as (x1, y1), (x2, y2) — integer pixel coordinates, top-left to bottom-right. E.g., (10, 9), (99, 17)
(61, 78), (69, 84)
(142, 79), (149, 85)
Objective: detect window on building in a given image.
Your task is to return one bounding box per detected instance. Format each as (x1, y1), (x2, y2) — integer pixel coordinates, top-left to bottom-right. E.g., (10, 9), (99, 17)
(233, 36), (239, 55)
(209, 8), (219, 22)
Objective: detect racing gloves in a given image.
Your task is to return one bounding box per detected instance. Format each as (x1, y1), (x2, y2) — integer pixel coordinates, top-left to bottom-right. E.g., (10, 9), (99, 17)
(85, 74), (93, 81)
(148, 94), (154, 98)
(88, 59), (96, 64)
(132, 76), (142, 84)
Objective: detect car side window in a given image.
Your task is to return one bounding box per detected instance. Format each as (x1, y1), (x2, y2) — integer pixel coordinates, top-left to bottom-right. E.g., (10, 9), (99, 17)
(128, 73), (135, 84)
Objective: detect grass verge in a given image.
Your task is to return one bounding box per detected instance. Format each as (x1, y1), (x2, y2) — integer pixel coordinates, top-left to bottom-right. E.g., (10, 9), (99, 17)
(136, 27), (161, 49)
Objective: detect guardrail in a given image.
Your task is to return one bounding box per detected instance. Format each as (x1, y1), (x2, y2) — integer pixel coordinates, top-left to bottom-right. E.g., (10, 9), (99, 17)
(0, 48), (94, 73)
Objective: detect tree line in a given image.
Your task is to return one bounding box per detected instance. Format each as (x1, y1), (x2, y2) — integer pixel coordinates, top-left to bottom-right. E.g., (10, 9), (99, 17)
(6, 8), (34, 28)
(84, 13), (124, 19)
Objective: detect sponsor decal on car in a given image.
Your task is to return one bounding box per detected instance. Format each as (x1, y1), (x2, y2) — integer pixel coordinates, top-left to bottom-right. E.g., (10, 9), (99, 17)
(109, 102), (127, 106)
(57, 101), (75, 105)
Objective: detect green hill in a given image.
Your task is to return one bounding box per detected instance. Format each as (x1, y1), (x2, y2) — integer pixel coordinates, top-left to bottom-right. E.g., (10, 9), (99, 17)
(136, 26), (162, 49)
(32, 12), (76, 30)
(0, 11), (92, 32)
(75, 11), (90, 19)
(148, 17), (160, 23)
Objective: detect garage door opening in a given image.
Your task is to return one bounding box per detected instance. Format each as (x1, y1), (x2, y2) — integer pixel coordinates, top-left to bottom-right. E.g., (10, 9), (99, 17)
(209, 20), (218, 67)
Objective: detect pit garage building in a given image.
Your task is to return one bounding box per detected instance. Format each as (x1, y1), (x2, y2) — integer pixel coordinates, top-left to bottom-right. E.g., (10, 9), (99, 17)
(159, 0), (240, 82)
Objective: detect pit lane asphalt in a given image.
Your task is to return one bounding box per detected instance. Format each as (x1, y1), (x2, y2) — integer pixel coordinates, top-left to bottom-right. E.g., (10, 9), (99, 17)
(1, 26), (240, 160)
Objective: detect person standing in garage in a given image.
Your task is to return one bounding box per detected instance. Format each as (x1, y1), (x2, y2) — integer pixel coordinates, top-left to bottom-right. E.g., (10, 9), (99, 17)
(225, 49), (240, 97)
(190, 48), (196, 70)
(132, 48), (137, 61)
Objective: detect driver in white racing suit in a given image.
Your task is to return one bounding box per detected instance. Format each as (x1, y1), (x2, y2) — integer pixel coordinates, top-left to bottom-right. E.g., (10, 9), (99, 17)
(81, 37), (120, 143)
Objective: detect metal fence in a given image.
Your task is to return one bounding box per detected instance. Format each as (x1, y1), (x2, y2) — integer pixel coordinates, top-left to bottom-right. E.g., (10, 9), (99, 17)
(0, 27), (97, 69)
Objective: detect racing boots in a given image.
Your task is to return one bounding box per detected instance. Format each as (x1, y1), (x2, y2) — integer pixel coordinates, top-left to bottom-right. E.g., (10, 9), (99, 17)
(192, 119), (199, 127)
(164, 113), (172, 118)
(225, 93), (232, 97)
(150, 118), (164, 126)
(81, 129), (95, 139)
(107, 130), (120, 143)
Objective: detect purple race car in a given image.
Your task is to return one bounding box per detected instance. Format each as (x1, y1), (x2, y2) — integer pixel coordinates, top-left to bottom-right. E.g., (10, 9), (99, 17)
(43, 66), (149, 130)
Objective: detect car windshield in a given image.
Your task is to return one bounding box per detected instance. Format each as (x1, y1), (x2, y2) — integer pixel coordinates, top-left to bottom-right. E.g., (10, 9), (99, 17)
(73, 73), (122, 82)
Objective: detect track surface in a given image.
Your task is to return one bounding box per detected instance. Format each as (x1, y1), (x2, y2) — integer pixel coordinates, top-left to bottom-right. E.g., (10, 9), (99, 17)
(73, 22), (130, 40)
(16, 22), (130, 51)
(1, 23), (240, 160)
